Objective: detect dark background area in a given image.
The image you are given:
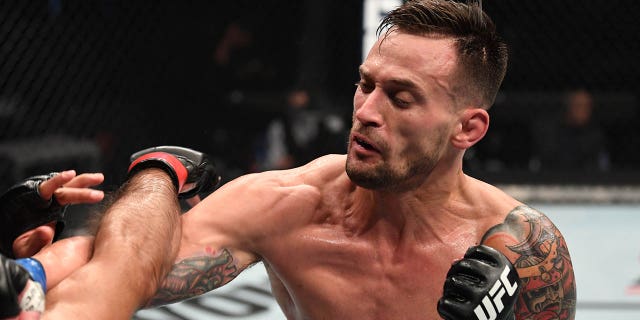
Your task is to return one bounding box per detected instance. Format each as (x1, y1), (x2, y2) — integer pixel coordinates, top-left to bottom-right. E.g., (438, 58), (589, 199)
(1, 0), (639, 195)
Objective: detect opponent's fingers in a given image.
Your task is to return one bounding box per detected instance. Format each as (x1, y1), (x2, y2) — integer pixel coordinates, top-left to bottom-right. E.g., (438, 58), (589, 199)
(61, 173), (104, 189)
(53, 187), (104, 205)
(38, 170), (77, 200)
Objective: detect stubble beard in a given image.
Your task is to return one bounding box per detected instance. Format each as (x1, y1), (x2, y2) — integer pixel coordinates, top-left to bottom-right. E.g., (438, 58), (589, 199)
(346, 122), (451, 191)
(346, 145), (443, 192)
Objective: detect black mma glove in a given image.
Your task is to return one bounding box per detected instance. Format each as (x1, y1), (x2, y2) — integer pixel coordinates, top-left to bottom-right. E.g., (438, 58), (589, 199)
(438, 245), (521, 320)
(0, 173), (66, 258)
(128, 146), (221, 199)
(0, 254), (46, 318)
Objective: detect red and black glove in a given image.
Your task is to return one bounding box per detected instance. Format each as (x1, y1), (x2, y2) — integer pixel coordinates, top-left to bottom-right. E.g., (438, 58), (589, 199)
(0, 173), (66, 258)
(438, 245), (521, 320)
(128, 146), (221, 199)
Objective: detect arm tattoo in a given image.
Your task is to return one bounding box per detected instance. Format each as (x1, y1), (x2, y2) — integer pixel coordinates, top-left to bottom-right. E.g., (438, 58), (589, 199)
(482, 205), (577, 320)
(146, 248), (240, 307)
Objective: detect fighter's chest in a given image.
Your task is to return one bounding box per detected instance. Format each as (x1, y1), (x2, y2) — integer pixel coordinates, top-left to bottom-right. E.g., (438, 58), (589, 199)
(282, 222), (479, 270)
(319, 234), (463, 281)
(263, 226), (478, 318)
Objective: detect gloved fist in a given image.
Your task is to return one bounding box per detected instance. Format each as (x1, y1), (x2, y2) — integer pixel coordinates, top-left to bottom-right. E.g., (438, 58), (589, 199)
(128, 146), (221, 199)
(0, 173), (66, 258)
(438, 245), (521, 320)
(0, 255), (46, 318)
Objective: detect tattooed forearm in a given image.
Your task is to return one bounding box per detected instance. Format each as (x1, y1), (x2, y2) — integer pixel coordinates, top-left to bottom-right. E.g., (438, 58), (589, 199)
(146, 248), (240, 307)
(482, 205), (577, 320)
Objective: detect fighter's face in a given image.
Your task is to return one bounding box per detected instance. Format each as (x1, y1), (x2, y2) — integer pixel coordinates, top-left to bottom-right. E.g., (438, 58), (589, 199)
(346, 32), (459, 191)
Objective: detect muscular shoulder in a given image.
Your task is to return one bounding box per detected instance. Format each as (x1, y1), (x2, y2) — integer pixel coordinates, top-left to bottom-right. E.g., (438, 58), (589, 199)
(480, 205), (577, 318)
(480, 206), (561, 258)
(292, 154), (348, 185)
(233, 154), (347, 193)
(251, 154), (350, 199)
(204, 154), (350, 226)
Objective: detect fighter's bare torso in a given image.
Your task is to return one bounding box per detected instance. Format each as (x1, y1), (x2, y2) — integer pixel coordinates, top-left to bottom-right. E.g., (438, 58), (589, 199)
(247, 154), (522, 319)
(169, 154), (575, 319)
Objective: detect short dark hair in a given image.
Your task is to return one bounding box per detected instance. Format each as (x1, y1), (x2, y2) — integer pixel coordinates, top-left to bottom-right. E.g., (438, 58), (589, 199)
(378, 0), (508, 109)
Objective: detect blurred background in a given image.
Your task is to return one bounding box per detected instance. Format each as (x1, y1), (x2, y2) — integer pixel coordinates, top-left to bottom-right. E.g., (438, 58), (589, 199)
(0, 0), (639, 319)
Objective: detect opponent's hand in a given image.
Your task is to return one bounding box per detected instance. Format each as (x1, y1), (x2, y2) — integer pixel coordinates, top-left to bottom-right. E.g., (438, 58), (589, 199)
(437, 245), (521, 320)
(0, 171), (102, 258)
(0, 254), (46, 319)
(128, 146), (221, 199)
(38, 170), (104, 206)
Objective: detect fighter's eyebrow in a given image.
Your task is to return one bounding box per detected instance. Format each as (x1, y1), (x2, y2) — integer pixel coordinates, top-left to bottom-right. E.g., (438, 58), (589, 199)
(359, 66), (419, 90)
(358, 66), (371, 81)
(388, 77), (419, 90)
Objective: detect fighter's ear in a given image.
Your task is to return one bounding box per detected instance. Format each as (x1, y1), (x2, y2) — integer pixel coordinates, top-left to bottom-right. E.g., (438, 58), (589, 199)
(451, 108), (489, 149)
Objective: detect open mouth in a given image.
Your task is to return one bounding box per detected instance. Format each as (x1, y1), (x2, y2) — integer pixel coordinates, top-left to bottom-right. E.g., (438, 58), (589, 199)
(354, 136), (378, 152)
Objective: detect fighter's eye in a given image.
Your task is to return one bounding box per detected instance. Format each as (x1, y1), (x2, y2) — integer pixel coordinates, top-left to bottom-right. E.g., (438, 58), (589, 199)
(393, 96), (409, 107)
(355, 81), (374, 93)
(391, 91), (413, 108)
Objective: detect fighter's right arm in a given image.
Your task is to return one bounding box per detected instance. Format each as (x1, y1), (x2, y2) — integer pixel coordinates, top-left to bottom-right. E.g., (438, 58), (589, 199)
(146, 166), (316, 307)
(144, 172), (266, 307)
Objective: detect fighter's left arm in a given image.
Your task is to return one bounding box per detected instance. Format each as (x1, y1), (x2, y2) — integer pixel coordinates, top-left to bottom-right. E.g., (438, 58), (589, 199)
(481, 205), (577, 320)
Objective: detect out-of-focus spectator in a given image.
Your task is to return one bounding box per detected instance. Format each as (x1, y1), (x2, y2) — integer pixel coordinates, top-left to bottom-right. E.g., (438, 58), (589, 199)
(532, 88), (610, 172)
(205, 20), (282, 176)
(255, 88), (348, 171)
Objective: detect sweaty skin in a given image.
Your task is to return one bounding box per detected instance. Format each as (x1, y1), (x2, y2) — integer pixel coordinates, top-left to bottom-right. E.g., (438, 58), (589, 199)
(146, 32), (575, 320)
(151, 155), (573, 319)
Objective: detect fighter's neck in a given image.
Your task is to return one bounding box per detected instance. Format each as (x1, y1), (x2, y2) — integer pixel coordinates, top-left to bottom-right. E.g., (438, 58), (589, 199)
(349, 172), (481, 243)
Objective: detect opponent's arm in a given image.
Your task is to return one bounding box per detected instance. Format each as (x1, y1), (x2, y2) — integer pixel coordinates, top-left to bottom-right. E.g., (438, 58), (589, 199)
(43, 146), (219, 319)
(0, 170), (103, 259)
(42, 169), (180, 319)
(38, 170), (104, 206)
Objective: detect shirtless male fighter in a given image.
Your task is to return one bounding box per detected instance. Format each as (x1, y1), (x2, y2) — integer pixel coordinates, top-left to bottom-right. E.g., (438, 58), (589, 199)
(25, 1), (576, 319)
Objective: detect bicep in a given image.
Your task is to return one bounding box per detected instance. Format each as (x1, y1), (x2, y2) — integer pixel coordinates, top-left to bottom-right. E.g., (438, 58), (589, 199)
(148, 172), (304, 307)
(482, 206), (577, 319)
(146, 203), (261, 307)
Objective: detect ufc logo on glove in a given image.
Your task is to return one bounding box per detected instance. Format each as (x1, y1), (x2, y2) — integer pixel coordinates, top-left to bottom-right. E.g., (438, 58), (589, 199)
(438, 245), (522, 320)
(473, 266), (519, 320)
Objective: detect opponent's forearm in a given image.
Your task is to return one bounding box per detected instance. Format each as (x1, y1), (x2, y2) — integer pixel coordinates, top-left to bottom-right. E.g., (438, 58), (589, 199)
(41, 146), (221, 319)
(93, 169), (182, 299)
(43, 170), (182, 319)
